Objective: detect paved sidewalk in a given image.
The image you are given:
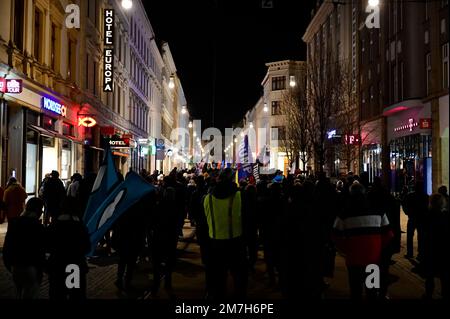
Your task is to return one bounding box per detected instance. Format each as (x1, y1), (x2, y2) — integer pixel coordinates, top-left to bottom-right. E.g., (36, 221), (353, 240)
(0, 213), (442, 299)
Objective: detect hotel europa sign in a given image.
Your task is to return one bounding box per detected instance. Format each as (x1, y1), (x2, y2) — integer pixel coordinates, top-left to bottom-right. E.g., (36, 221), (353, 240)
(103, 9), (114, 92)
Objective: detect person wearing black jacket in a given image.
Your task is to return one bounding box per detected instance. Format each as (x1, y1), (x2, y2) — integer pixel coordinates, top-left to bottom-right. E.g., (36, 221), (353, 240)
(403, 181), (429, 260)
(3, 198), (46, 299)
(46, 198), (91, 300)
(42, 170), (66, 225)
(422, 193), (450, 299)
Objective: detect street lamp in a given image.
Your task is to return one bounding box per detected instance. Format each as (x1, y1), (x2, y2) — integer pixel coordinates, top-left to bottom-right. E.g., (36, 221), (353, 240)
(168, 75), (175, 89)
(181, 106), (187, 114)
(188, 121), (193, 128)
(249, 122), (253, 129)
(368, 0), (379, 7)
(121, 0), (133, 9)
(289, 75), (296, 87)
(263, 102), (268, 113)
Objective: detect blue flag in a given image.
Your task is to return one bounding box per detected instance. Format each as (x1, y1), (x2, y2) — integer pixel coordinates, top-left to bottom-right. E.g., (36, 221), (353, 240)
(86, 171), (155, 255)
(237, 135), (253, 182)
(83, 148), (120, 223)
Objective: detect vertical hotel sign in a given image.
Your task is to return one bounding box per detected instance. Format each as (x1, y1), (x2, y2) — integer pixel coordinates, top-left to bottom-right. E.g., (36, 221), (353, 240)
(103, 9), (114, 92)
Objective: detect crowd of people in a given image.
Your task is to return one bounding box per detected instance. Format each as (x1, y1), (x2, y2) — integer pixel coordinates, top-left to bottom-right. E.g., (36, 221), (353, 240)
(0, 166), (449, 300)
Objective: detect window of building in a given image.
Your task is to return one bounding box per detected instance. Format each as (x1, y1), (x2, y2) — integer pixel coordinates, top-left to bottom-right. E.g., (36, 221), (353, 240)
(443, 43), (449, 89)
(425, 30), (429, 44)
(442, 18), (447, 34)
(68, 38), (77, 81)
(14, 0), (24, 51)
(393, 64), (398, 102)
(426, 53), (432, 95)
(271, 76), (286, 91)
(271, 126), (285, 140)
(93, 61), (97, 96)
(370, 86), (374, 99)
(51, 23), (57, 71)
(34, 7), (42, 62)
(399, 62), (404, 100)
(43, 116), (56, 131)
(271, 101), (281, 115)
(62, 122), (74, 136)
(442, 0), (449, 8)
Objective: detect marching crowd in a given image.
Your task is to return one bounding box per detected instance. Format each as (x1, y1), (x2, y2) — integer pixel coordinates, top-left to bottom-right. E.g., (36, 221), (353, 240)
(0, 167), (449, 300)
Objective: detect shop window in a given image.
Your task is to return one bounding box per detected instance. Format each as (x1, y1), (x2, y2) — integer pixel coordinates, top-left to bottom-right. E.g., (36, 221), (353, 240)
(42, 136), (55, 148)
(62, 122), (74, 136)
(43, 116), (56, 131)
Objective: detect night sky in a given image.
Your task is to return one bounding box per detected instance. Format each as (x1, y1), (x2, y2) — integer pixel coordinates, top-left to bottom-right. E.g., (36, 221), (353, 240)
(145, 0), (315, 130)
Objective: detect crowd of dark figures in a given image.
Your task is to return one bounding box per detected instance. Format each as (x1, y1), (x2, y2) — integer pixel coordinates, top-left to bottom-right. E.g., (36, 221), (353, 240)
(0, 167), (449, 301)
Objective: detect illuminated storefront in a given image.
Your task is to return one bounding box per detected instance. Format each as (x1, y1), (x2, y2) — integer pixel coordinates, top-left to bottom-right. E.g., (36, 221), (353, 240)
(385, 102), (432, 195)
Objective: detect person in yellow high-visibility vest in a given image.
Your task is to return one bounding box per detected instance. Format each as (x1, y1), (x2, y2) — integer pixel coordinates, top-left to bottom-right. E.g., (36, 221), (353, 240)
(202, 168), (248, 299)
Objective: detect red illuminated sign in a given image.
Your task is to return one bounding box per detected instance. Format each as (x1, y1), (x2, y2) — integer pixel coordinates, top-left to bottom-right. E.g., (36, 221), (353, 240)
(344, 134), (360, 145)
(0, 79), (23, 94)
(394, 118), (418, 132)
(420, 118), (432, 129)
(78, 116), (97, 127)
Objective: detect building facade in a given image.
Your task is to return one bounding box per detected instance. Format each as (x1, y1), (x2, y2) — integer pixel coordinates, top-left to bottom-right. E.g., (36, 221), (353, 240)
(303, 0), (448, 193)
(0, 0), (190, 195)
(240, 60), (306, 175)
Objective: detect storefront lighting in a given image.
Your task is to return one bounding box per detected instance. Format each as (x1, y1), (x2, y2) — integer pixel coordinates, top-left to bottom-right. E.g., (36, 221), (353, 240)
(78, 116), (97, 127)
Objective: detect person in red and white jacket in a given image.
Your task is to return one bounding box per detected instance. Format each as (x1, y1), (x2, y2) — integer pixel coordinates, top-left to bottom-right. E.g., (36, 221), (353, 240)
(333, 182), (393, 300)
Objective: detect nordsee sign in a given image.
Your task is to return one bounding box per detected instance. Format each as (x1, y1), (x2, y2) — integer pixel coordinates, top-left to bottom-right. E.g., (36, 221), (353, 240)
(42, 97), (67, 117)
(103, 9), (114, 92)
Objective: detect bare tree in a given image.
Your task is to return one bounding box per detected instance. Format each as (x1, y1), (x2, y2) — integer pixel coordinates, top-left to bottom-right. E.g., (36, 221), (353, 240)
(334, 61), (359, 174)
(280, 72), (312, 172)
(306, 51), (340, 173)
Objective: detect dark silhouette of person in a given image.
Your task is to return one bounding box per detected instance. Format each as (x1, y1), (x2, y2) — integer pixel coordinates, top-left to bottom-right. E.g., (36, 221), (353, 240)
(422, 193), (450, 299)
(112, 200), (146, 290)
(242, 184), (259, 272)
(403, 181), (429, 260)
(3, 198), (46, 299)
(46, 197), (91, 299)
(151, 176), (180, 297)
(42, 170), (66, 225)
(367, 177), (401, 298)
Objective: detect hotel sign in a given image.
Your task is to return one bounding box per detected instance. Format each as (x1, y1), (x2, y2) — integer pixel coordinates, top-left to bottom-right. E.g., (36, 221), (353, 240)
(103, 9), (114, 92)
(109, 136), (130, 148)
(0, 79), (23, 94)
(42, 97), (67, 117)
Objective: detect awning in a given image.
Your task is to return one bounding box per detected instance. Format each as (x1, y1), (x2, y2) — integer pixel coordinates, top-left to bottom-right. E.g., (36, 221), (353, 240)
(28, 124), (55, 138)
(85, 145), (105, 152)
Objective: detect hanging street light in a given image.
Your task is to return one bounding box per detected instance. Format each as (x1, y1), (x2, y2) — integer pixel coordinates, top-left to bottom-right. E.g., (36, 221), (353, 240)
(121, 0), (133, 9)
